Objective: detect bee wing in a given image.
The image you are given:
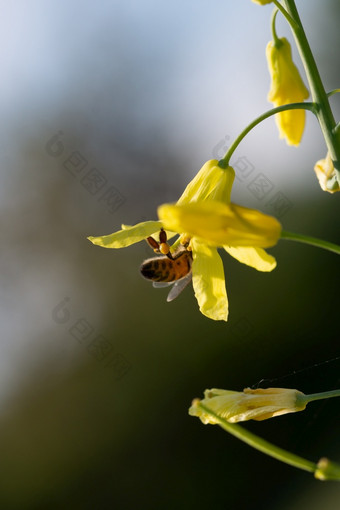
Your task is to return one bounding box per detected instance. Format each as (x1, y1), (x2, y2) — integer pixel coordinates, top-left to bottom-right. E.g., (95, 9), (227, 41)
(152, 282), (172, 288)
(166, 272), (192, 302)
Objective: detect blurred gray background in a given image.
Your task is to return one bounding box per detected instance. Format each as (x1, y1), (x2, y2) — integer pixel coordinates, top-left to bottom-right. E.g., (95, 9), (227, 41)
(0, 1), (340, 508)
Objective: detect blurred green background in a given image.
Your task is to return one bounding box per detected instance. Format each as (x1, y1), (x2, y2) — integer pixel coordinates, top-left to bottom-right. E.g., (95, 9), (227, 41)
(1, 1), (340, 508)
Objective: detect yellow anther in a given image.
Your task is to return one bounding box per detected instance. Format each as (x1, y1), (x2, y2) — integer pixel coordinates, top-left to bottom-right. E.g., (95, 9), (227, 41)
(179, 233), (191, 246)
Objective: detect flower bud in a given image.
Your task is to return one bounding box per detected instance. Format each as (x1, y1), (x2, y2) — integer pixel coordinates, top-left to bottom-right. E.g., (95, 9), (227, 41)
(314, 152), (340, 193)
(266, 37), (309, 146)
(189, 387), (307, 424)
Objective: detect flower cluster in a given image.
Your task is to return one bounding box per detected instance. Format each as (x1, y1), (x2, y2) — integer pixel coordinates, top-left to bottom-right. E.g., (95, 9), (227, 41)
(87, 1), (340, 479)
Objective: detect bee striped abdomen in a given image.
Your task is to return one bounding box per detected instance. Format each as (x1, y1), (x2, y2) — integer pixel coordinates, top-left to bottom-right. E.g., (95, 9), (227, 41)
(140, 251), (192, 283)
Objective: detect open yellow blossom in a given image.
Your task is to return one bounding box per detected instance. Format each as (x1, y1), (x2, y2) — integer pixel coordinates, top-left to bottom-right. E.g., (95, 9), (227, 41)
(266, 37), (309, 146)
(88, 160), (281, 322)
(158, 161), (281, 320)
(189, 387), (307, 424)
(314, 152), (340, 193)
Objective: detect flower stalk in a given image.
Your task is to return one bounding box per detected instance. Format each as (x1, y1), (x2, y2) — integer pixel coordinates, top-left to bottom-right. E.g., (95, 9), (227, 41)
(281, 0), (340, 182)
(218, 102), (316, 169)
(302, 389), (340, 404)
(196, 401), (317, 474)
(193, 398), (340, 480)
(272, 1), (297, 28)
(280, 230), (340, 256)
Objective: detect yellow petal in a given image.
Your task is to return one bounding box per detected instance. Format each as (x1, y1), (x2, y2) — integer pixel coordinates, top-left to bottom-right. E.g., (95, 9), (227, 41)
(267, 38), (309, 104)
(266, 37), (309, 146)
(158, 201), (281, 248)
(88, 220), (163, 248)
(177, 160), (235, 205)
(251, 0), (272, 4)
(274, 108), (306, 147)
(223, 246), (277, 272)
(191, 239), (228, 321)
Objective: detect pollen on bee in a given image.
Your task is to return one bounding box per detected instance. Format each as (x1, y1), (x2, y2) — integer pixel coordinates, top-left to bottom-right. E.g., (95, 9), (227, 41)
(159, 242), (170, 255)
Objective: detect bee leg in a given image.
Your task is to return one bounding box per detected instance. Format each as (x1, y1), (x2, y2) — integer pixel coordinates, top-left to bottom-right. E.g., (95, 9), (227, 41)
(146, 229), (174, 258)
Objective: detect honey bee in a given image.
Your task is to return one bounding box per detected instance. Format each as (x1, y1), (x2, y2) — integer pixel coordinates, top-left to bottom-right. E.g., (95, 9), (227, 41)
(140, 229), (192, 301)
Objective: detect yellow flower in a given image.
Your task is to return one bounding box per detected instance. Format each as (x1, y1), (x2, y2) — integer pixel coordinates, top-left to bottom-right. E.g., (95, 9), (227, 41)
(158, 160), (281, 320)
(88, 160), (281, 322)
(266, 37), (309, 146)
(314, 152), (340, 193)
(189, 387), (307, 424)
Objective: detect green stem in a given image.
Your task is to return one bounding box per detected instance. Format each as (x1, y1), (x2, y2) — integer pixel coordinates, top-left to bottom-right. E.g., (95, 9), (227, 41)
(218, 102), (316, 168)
(270, 9), (281, 47)
(272, 0), (298, 30)
(305, 389), (340, 404)
(282, 0), (340, 182)
(198, 402), (316, 473)
(280, 230), (340, 255)
(328, 89), (340, 98)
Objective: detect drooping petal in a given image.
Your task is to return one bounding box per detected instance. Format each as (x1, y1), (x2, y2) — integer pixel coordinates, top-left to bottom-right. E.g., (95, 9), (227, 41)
(267, 38), (309, 105)
(88, 220), (163, 248)
(223, 246), (277, 272)
(266, 37), (309, 146)
(274, 108), (306, 147)
(158, 201), (281, 248)
(177, 160), (235, 205)
(191, 239), (228, 321)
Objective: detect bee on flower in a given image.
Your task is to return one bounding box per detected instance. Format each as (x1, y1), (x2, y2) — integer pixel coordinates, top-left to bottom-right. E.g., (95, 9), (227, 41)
(88, 160), (282, 321)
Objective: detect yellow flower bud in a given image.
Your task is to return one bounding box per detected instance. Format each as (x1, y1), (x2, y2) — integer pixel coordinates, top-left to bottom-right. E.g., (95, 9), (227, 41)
(315, 457), (340, 481)
(314, 152), (340, 193)
(266, 37), (309, 146)
(189, 387), (307, 424)
(251, 0), (272, 4)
